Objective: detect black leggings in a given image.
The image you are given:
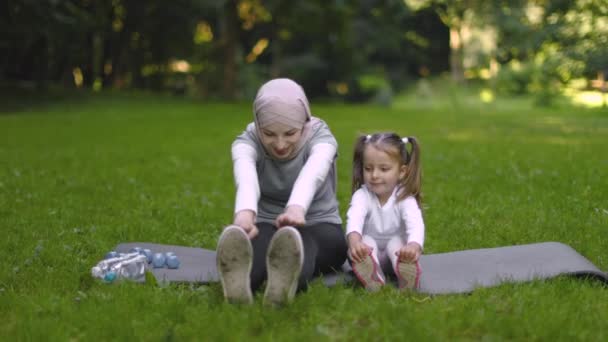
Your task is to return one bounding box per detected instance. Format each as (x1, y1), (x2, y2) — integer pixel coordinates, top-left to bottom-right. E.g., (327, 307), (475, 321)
(250, 222), (347, 292)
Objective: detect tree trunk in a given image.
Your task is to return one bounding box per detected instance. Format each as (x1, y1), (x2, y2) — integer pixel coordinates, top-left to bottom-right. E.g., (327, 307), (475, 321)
(220, 0), (239, 99)
(600, 71), (607, 108)
(270, 20), (282, 78)
(92, 32), (104, 90)
(449, 26), (464, 83)
(489, 55), (499, 91)
(35, 36), (49, 90)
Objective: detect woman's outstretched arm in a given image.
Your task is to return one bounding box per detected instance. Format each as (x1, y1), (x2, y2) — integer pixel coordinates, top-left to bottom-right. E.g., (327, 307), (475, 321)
(232, 143), (260, 238)
(275, 143), (336, 227)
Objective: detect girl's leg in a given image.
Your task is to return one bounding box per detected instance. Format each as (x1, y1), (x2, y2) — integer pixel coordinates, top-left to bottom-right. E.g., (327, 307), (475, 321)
(386, 235), (421, 289)
(386, 236), (405, 271)
(296, 223), (347, 291)
(351, 235), (385, 291)
(361, 235), (380, 265)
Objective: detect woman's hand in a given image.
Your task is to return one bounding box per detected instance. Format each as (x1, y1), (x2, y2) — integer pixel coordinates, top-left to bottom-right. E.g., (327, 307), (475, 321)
(347, 232), (371, 263)
(275, 205), (306, 228)
(233, 210), (259, 239)
(396, 242), (422, 263)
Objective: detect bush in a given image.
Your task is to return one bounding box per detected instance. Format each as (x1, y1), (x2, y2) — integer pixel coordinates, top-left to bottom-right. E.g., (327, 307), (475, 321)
(496, 58), (567, 107)
(346, 71), (393, 105)
(495, 60), (532, 96)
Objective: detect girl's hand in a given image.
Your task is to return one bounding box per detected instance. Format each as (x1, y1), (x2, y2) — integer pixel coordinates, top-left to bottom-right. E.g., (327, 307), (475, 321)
(349, 240), (372, 263)
(275, 205), (306, 228)
(347, 233), (370, 263)
(233, 210), (259, 239)
(396, 242), (422, 262)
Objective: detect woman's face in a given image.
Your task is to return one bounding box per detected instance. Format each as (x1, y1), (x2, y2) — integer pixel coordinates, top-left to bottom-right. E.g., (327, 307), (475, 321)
(259, 122), (303, 159)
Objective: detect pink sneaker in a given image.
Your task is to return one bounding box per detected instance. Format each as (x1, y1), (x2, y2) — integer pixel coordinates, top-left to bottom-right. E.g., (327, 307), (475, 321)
(352, 253), (385, 292)
(396, 260), (421, 290)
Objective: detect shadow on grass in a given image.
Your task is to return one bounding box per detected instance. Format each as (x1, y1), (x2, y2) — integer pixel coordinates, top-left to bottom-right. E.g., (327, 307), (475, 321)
(0, 83), (96, 114)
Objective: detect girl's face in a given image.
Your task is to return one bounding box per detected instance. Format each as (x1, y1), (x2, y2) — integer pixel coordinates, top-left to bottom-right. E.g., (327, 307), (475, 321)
(362, 145), (406, 204)
(259, 122), (303, 159)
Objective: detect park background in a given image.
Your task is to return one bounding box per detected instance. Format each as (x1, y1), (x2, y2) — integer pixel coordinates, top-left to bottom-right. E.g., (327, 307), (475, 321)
(1, 0), (607, 340)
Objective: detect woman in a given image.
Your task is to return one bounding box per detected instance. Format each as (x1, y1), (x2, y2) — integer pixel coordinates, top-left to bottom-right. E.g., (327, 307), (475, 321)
(216, 78), (347, 306)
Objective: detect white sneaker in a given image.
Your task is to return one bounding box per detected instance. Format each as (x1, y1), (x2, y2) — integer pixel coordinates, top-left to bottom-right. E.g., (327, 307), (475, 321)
(263, 227), (304, 306)
(352, 253), (385, 292)
(396, 260), (421, 290)
(216, 225), (253, 304)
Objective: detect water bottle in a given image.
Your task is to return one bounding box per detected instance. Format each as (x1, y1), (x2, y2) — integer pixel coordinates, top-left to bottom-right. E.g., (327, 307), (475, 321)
(91, 252), (146, 282)
(114, 254), (148, 280)
(92, 252), (136, 276)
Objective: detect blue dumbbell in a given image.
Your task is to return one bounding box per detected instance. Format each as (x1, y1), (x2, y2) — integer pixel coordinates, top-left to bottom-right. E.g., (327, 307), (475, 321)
(166, 255), (180, 269)
(141, 249), (153, 263)
(129, 247), (142, 254)
(152, 253), (166, 268)
(104, 251), (119, 259)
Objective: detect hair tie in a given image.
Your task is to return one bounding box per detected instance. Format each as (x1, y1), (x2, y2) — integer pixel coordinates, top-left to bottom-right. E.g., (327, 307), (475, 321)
(402, 137), (409, 144)
(366, 134), (372, 141)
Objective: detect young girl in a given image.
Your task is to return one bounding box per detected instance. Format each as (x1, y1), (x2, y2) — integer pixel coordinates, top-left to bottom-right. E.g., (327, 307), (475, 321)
(346, 132), (425, 291)
(216, 78), (347, 306)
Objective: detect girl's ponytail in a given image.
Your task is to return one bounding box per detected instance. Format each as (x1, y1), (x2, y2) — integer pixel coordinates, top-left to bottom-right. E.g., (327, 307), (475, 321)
(400, 136), (422, 205)
(351, 135), (368, 194)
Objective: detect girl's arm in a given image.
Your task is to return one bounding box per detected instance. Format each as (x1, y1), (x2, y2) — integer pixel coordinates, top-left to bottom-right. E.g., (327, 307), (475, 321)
(400, 197), (425, 248)
(231, 143), (260, 238)
(345, 189), (371, 262)
(396, 197), (425, 261)
(276, 143), (336, 227)
(345, 189), (368, 237)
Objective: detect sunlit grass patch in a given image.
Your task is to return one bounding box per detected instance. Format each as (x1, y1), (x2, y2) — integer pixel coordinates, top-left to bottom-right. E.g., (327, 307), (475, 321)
(565, 89), (608, 108)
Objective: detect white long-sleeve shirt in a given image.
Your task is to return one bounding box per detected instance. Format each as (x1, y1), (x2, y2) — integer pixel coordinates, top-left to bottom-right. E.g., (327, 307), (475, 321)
(345, 185), (425, 249)
(232, 142), (336, 213)
(231, 118), (342, 225)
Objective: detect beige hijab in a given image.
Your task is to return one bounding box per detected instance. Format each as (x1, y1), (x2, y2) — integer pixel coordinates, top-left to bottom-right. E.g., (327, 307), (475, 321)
(253, 78), (313, 159)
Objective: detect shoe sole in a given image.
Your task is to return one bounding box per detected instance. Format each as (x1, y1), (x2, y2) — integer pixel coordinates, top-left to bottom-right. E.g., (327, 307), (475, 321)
(264, 227), (304, 306)
(216, 225), (253, 304)
(352, 254), (385, 292)
(396, 260), (421, 290)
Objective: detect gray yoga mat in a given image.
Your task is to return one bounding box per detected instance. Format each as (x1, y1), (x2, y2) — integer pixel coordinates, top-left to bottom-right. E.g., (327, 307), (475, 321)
(114, 241), (607, 294)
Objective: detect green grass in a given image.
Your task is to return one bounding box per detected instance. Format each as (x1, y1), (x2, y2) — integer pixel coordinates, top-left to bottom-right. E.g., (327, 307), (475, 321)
(1, 92), (607, 340)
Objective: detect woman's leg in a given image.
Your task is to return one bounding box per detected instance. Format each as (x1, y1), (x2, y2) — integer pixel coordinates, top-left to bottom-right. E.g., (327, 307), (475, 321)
(295, 223), (347, 291)
(264, 226), (304, 306)
(216, 225), (254, 304)
(250, 222), (277, 292)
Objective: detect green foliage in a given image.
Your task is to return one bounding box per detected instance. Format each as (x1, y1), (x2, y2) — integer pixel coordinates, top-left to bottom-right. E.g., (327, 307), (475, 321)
(358, 73), (390, 93)
(490, 0), (608, 106)
(496, 61), (533, 96)
(4, 0), (608, 103)
(2, 0), (452, 100)
(1, 94), (607, 339)
(343, 71), (394, 105)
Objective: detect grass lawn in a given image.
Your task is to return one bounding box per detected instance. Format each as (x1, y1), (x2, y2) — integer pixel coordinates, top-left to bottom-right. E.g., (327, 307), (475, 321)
(1, 92), (607, 340)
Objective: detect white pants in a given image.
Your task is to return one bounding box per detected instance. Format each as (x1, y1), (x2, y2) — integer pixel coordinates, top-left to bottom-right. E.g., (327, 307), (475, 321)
(362, 235), (405, 275)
